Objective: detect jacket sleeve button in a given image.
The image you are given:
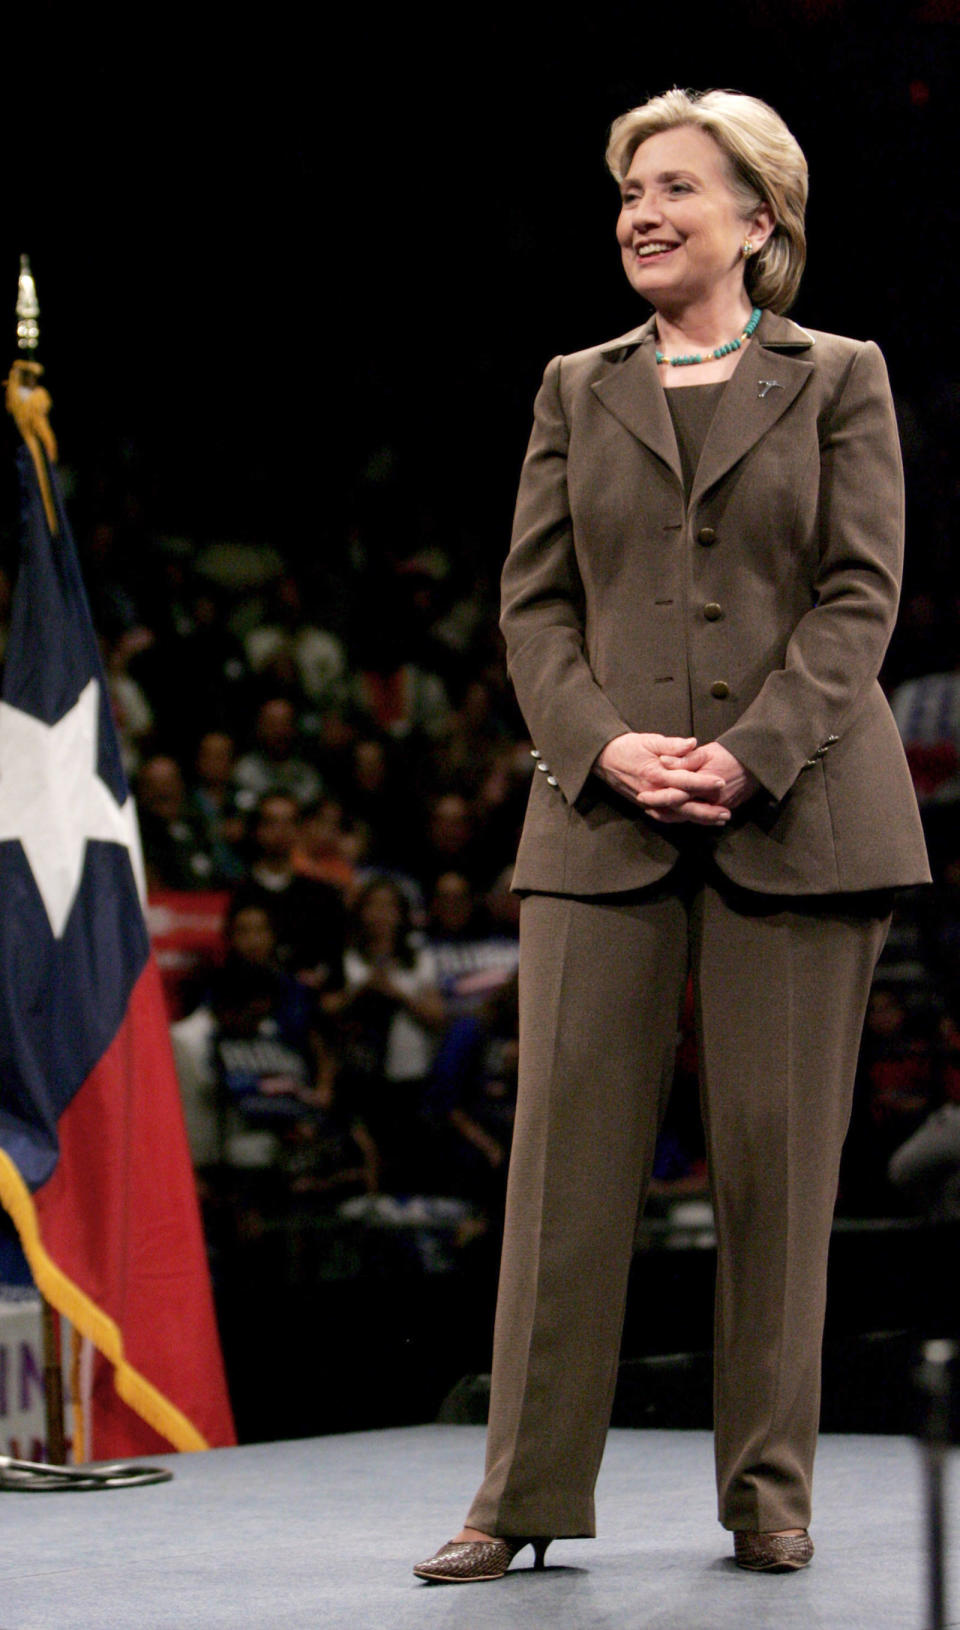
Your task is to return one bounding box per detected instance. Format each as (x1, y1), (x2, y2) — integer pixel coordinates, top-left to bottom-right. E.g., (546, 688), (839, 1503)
(546, 775), (559, 787)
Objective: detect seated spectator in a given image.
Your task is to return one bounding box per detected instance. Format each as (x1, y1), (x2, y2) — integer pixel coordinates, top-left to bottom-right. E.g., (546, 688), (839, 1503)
(426, 871), (520, 1018)
(351, 594), (451, 744)
(231, 793), (345, 995)
(431, 676), (511, 797)
(470, 740), (540, 882)
(170, 900), (306, 1167)
(889, 1102), (960, 1222)
(212, 953), (316, 1136)
(197, 899), (311, 1180)
(137, 753), (227, 891)
(892, 664), (960, 755)
(244, 573), (347, 707)
(843, 983), (936, 1212)
(484, 865), (522, 940)
(328, 878), (445, 1190)
(336, 734), (418, 867)
(889, 1017), (960, 1221)
(292, 797), (356, 894)
(424, 976), (519, 1211)
(104, 628), (155, 779)
(188, 730), (247, 883)
(205, 908), (375, 1211)
(234, 696), (323, 811)
(892, 656), (960, 802)
(135, 577), (252, 755)
(284, 1017), (381, 1206)
(411, 791), (487, 894)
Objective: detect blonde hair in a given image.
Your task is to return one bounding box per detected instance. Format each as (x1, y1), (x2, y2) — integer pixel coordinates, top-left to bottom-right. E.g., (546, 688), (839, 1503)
(606, 89), (808, 314)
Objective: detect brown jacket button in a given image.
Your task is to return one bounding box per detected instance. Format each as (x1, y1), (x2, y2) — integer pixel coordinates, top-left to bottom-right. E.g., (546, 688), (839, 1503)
(703, 602), (723, 621)
(697, 526), (717, 545)
(710, 679), (730, 699)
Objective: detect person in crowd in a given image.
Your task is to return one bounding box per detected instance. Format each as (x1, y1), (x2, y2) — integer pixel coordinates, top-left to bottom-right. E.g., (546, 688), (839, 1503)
(351, 585), (452, 744)
(291, 797), (356, 894)
(231, 792), (345, 995)
(427, 872), (520, 1018)
(327, 877), (445, 1190)
(432, 676), (511, 797)
(283, 1015), (381, 1206)
(172, 900), (308, 1174)
(410, 791), (489, 896)
(425, 975), (519, 1211)
(334, 734), (406, 866)
(842, 984), (936, 1212)
(415, 87), (929, 1585)
(205, 903), (374, 1214)
(137, 753), (226, 891)
(211, 907), (314, 1130)
(483, 866), (522, 941)
(892, 651), (960, 761)
(136, 576), (252, 753)
(234, 696), (324, 811)
(188, 730), (247, 883)
(103, 628), (155, 779)
(888, 1015), (960, 1223)
(244, 572), (347, 708)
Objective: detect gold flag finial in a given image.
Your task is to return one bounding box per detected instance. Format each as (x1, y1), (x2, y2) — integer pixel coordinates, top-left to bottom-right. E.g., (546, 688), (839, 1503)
(16, 253), (40, 353)
(6, 254), (58, 530)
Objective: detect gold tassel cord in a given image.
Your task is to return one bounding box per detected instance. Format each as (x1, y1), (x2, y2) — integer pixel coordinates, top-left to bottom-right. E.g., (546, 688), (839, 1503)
(4, 359), (59, 533)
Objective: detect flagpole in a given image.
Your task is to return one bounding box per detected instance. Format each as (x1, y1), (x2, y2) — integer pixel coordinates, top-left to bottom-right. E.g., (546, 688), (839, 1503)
(3, 257), (69, 1466)
(0, 257), (173, 1491)
(40, 1297), (67, 1464)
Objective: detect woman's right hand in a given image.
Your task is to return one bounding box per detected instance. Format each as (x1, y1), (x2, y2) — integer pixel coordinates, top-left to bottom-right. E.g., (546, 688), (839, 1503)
(593, 733), (731, 826)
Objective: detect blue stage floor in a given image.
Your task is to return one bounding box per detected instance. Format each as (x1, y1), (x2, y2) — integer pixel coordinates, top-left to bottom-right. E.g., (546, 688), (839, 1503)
(0, 1425), (955, 1629)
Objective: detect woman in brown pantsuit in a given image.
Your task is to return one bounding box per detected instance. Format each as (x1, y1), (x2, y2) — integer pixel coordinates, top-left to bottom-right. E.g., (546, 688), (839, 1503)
(415, 88), (930, 1583)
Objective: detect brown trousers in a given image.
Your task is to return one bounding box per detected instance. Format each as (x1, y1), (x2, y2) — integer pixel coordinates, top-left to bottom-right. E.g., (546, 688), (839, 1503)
(466, 864), (890, 1537)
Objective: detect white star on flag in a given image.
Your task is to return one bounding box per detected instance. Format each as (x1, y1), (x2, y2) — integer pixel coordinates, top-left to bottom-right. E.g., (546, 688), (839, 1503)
(0, 678), (146, 938)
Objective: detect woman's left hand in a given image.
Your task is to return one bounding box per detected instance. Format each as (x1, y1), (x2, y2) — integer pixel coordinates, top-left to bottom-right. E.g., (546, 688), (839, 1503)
(653, 742), (758, 822)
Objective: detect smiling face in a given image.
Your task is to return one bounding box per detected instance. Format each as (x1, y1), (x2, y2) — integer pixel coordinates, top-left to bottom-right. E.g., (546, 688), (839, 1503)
(616, 124), (769, 314)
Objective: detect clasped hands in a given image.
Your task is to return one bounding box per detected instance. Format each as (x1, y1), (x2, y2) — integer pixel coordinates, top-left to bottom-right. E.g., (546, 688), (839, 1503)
(593, 733), (758, 826)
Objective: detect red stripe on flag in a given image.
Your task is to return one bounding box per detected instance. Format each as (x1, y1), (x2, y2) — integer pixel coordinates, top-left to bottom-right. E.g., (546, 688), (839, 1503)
(33, 955), (235, 1455)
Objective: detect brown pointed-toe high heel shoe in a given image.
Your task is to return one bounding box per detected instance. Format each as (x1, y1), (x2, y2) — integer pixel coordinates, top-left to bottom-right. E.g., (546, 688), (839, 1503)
(733, 1530), (814, 1571)
(413, 1535), (552, 1583)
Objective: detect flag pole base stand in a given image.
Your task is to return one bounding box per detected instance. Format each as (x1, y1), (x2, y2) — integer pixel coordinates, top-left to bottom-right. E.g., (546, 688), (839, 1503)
(0, 1454), (172, 1491)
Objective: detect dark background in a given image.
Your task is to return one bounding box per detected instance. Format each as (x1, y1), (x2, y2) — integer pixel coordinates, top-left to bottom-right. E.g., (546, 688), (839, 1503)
(4, 0), (958, 577)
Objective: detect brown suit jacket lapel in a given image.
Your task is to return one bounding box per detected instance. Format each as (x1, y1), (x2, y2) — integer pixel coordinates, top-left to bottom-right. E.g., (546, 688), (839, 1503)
(589, 309), (816, 502)
(692, 341), (814, 504)
(589, 319), (682, 485)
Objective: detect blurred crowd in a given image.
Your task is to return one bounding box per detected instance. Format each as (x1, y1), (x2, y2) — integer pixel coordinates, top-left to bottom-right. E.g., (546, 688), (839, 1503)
(1, 429), (958, 1260)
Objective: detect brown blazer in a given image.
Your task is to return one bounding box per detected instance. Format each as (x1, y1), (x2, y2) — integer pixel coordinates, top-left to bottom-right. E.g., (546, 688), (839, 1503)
(503, 309), (930, 896)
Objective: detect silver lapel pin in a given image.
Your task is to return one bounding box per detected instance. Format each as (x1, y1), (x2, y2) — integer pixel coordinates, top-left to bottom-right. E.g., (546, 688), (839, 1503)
(758, 379), (783, 399)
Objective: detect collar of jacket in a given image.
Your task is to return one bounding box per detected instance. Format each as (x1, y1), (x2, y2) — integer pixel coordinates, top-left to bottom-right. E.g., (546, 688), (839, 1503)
(591, 308), (816, 501)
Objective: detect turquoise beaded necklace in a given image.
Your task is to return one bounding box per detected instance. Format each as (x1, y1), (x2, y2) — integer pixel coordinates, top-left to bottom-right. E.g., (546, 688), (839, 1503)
(656, 305), (762, 367)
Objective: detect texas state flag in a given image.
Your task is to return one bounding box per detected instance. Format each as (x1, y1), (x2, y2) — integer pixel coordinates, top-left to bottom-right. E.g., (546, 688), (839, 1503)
(0, 442), (235, 1457)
